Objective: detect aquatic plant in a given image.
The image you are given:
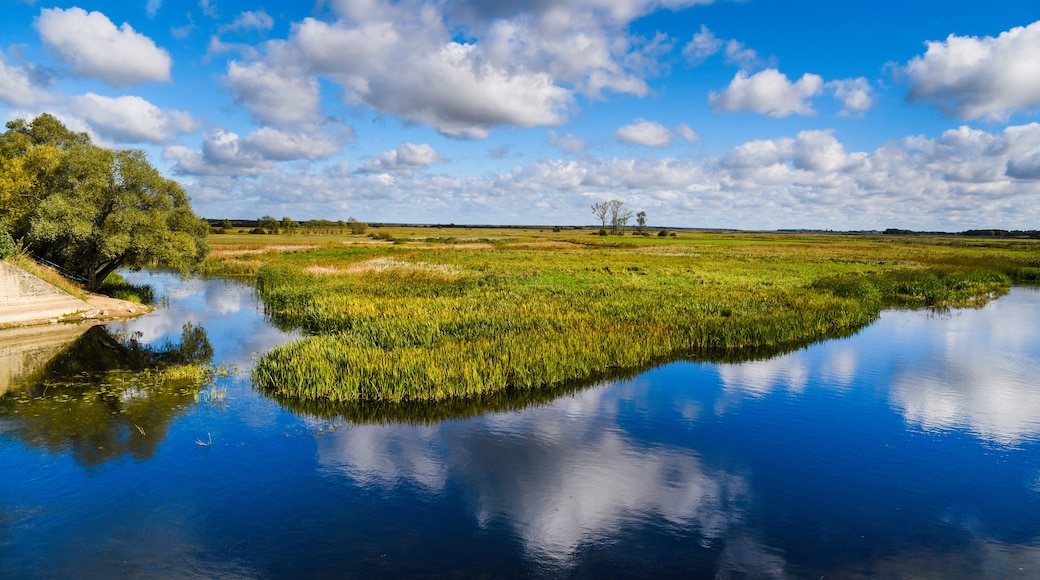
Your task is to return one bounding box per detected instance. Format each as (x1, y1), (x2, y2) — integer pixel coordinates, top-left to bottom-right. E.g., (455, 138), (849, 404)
(221, 232), (1039, 403)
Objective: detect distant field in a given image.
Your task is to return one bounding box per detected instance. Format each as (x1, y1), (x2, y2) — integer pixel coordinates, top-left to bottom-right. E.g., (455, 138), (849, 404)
(203, 228), (1040, 404)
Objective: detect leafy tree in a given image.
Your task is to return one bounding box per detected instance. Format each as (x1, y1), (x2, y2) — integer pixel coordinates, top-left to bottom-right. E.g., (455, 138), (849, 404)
(0, 114), (89, 238)
(347, 216), (367, 235)
(280, 216), (298, 235)
(258, 215), (279, 234)
(1, 115), (209, 291)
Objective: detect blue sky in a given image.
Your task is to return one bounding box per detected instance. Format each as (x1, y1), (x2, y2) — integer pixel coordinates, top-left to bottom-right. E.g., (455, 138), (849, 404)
(2, 0), (1039, 230)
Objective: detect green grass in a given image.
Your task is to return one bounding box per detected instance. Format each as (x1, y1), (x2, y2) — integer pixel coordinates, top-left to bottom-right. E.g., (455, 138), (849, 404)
(97, 272), (155, 304)
(200, 231), (1040, 404)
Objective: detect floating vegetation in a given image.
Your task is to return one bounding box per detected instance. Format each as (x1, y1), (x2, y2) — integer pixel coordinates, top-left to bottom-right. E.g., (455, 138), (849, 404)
(201, 231), (1040, 404)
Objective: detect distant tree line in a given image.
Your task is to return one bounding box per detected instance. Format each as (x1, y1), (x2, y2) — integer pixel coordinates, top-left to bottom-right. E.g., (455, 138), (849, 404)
(884, 228), (1040, 239)
(209, 216), (369, 235)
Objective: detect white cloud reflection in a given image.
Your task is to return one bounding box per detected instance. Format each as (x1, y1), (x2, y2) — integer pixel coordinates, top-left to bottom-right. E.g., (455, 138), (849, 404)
(315, 385), (766, 567)
(889, 289), (1040, 445)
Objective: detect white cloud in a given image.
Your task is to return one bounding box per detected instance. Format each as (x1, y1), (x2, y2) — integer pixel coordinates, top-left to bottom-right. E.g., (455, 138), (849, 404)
(682, 26), (759, 69)
(72, 93), (199, 144)
(198, 0), (217, 18)
(146, 0), (162, 19)
(219, 10), (274, 34)
(828, 77), (873, 116)
(710, 69), (824, 117)
(674, 123), (699, 143)
(363, 143), (446, 173)
(905, 20), (1040, 120)
(225, 60), (322, 128)
(241, 127), (344, 161)
(723, 39), (760, 69)
(615, 118), (673, 148)
(35, 7), (172, 87)
(549, 131), (587, 154)
(292, 16), (573, 138)
(0, 55), (48, 107)
(238, 0), (715, 139)
(176, 122), (1040, 232)
(682, 25), (722, 64)
(165, 129), (271, 176)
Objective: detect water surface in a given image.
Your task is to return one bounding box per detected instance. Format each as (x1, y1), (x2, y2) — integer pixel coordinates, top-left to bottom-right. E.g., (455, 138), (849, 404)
(2, 273), (1039, 578)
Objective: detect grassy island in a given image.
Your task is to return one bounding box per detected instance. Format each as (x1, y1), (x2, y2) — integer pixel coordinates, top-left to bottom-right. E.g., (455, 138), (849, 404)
(202, 229), (1039, 404)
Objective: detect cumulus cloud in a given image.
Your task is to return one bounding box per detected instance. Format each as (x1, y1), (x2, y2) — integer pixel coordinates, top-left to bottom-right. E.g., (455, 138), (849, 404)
(225, 60), (322, 128)
(615, 118), (673, 148)
(35, 7), (172, 87)
(710, 69), (824, 117)
(828, 77), (873, 116)
(71, 93), (198, 144)
(292, 16), (572, 138)
(905, 20), (1040, 120)
(164, 129), (271, 175)
(0, 55), (49, 107)
(176, 123), (1040, 231)
(363, 143), (446, 173)
(241, 127), (344, 160)
(228, 0), (715, 139)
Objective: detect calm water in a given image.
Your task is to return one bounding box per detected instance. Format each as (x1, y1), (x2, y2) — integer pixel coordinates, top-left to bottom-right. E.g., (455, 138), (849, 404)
(2, 272), (1040, 578)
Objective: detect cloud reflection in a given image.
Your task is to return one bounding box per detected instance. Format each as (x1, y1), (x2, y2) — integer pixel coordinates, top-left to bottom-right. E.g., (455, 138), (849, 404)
(315, 386), (769, 569)
(889, 289), (1040, 445)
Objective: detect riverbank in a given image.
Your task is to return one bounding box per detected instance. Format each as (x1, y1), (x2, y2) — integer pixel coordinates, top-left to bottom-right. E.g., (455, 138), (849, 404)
(0, 260), (151, 329)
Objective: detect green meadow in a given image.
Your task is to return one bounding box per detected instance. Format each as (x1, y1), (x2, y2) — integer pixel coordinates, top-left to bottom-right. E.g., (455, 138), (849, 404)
(203, 229), (1040, 404)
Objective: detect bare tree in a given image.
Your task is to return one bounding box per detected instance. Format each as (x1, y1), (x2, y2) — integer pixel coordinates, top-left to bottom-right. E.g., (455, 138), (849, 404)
(591, 201), (610, 231)
(607, 199), (631, 235)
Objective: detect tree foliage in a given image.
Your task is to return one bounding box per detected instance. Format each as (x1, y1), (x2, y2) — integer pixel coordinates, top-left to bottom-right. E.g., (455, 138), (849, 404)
(347, 216), (367, 235)
(0, 114), (209, 290)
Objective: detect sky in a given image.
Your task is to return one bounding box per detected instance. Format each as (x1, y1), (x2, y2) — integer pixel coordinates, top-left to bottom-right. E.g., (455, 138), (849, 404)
(1, 0), (1039, 230)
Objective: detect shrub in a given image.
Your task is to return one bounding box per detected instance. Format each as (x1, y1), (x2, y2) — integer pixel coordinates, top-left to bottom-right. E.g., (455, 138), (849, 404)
(0, 221), (15, 259)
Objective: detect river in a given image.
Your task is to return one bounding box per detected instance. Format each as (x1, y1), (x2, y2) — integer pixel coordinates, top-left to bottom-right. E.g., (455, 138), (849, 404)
(2, 271), (1039, 578)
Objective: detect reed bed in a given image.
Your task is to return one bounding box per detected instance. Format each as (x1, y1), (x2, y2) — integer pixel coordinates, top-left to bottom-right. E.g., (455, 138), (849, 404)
(228, 232), (1040, 403)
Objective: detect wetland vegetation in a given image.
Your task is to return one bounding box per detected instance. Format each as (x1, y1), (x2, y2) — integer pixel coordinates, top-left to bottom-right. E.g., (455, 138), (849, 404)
(200, 228), (1040, 404)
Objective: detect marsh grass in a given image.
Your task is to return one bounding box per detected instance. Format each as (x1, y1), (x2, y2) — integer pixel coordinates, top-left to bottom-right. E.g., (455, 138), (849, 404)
(225, 231), (1039, 404)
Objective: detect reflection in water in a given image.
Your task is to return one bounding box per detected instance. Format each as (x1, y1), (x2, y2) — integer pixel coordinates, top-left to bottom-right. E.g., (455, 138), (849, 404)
(0, 322), (95, 395)
(888, 290), (1040, 444)
(2, 276), (1040, 577)
(0, 323), (213, 465)
(315, 383), (780, 572)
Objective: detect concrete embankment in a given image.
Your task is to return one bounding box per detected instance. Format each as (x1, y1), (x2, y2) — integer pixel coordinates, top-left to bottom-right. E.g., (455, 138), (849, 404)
(0, 260), (149, 328)
(0, 260), (96, 327)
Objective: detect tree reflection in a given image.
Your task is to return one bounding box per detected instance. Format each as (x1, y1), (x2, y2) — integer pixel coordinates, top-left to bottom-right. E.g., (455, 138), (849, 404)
(0, 322), (214, 465)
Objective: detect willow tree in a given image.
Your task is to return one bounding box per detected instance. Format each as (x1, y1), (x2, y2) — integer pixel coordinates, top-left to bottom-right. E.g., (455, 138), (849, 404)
(1, 114), (209, 291)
